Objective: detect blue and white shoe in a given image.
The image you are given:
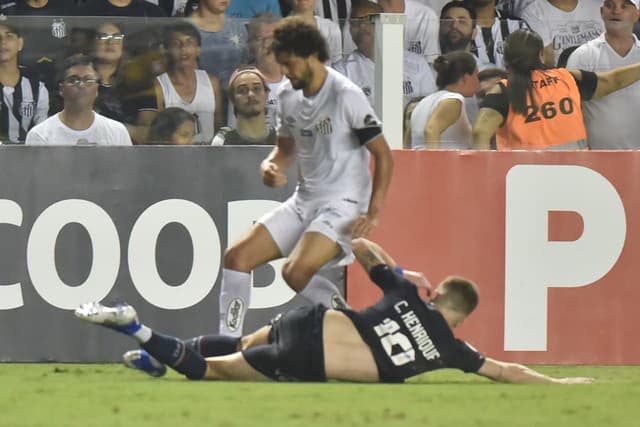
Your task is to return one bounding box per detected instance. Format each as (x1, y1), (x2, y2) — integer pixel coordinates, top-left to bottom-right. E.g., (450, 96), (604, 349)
(123, 349), (167, 378)
(74, 302), (141, 335)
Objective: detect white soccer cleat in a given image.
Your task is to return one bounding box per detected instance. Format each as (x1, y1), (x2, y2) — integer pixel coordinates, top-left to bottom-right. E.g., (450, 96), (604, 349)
(123, 349), (167, 377)
(75, 302), (141, 335)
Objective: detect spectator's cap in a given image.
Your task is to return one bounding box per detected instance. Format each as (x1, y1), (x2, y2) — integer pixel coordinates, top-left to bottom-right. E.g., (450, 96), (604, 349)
(228, 66), (269, 92)
(625, 0), (640, 8)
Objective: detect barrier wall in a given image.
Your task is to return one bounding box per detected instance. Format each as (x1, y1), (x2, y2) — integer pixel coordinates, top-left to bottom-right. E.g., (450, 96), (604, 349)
(2, 148), (637, 364)
(0, 147), (342, 362)
(347, 150), (640, 365)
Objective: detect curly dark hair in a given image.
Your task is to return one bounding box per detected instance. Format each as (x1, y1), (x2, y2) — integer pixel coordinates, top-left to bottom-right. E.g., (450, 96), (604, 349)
(272, 17), (329, 62)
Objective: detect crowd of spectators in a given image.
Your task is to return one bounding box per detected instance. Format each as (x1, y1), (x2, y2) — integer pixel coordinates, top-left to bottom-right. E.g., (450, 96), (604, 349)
(2, 0), (639, 149)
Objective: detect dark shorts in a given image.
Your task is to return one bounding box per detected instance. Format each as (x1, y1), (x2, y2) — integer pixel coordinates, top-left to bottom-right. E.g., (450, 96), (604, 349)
(243, 305), (327, 382)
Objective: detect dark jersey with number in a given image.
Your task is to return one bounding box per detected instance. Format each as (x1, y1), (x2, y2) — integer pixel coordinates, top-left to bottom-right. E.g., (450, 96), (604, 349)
(339, 265), (484, 383)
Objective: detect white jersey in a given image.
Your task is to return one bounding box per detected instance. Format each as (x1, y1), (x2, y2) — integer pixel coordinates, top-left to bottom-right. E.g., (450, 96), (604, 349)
(521, 0), (603, 65)
(333, 50), (437, 108)
(316, 16), (344, 64)
(156, 70), (216, 144)
(566, 34), (640, 149)
(276, 67), (382, 204)
(410, 90), (471, 149)
(25, 112), (132, 146)
(227, 75), (289, 130)
(405, 0), (441, 63)
(497, 0), (537, 18)
(473, 12), (528, 69)
(411, 0), (448, 16)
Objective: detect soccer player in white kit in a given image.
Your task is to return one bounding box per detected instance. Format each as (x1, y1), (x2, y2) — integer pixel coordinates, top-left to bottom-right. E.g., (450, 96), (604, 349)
(218, 17), (394, 337)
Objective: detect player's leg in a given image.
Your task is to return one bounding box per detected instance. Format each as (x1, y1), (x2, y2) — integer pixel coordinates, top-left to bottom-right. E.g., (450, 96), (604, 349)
(283, 231), (341, 294)
(75, 302), (207, 380)
(219, 223), (281, 336)
(283, 203), (359, 307)
(220, 198), (304, 337)
(122, 326), (272, 377)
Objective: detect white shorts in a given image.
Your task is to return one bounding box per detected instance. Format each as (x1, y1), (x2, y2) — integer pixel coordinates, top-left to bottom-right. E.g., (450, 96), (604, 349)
(258, 196), (366, 268)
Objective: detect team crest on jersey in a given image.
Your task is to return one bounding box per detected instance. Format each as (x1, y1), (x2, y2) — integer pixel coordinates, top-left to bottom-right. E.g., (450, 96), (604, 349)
(51, 19), (66, 39)
(20, 101), (34, 120)
(362, 86), (372, 97)
(314, 117), (333, 135)
(300, 129), (313, 137)
(402, 80), (414, 96)
(285, 116), (296, 124)
(408, 40), (423, 55)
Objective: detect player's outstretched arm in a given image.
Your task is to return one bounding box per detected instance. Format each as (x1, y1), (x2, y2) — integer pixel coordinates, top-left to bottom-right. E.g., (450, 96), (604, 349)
(260, 136), (295, 187)
(477, 357), (594, 384)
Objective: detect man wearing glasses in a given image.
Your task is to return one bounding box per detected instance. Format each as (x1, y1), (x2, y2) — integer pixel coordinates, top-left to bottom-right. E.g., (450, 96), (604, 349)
(25, 54), (132, 145)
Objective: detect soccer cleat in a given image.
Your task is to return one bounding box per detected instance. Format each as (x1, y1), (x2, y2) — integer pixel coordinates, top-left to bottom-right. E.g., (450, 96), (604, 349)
(74, 302), (141, 335)
(123, 349), (167, 378)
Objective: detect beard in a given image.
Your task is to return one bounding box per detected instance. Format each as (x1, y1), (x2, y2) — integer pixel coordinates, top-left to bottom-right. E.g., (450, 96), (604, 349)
(440, 30), (473, 53)
(289, 63), (313, 90)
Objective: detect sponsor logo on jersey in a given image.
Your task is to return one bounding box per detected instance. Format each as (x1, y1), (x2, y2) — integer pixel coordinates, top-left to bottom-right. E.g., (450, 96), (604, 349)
(314, 117), (333, 135)
(226, 298), (245, 331)
(551, 22), (602, 51)
(300, 128), (313, 137)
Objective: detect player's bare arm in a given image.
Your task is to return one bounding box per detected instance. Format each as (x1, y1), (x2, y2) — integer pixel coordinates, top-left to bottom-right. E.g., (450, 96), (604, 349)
(352, 238), (432, 293)
(260, 136), (295, 187)
(472, 84), (504, 150)
(477, 357), (595, 384)
(351, 135), (393, 238)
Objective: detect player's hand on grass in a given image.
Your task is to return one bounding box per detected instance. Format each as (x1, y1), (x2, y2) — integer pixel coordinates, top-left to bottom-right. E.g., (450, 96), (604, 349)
(351, 214), (378, 238)
(261, 161), (287, 187)
(403, 270), (433, 296)
(557, 377), (595, 384)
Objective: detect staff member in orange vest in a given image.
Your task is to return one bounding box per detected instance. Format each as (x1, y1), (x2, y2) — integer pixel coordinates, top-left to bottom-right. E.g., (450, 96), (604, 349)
(472, 28), (640, 150)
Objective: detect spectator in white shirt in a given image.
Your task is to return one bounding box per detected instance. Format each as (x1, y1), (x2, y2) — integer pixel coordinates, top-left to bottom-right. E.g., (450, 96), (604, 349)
(26, 55), (132, 146)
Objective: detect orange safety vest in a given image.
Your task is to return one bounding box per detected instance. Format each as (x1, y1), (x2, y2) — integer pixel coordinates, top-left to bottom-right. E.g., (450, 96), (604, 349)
(496, 68), (587, 150)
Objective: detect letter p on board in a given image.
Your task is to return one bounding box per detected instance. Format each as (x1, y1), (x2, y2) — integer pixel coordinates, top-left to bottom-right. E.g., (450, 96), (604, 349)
(504, 165), (625, 351)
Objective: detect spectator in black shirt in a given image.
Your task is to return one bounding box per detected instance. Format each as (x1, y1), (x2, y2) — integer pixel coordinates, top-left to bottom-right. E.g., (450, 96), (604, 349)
(76, 238), (594, 385)
(92, 21), (157, 143)
(80, 0), (166, 17)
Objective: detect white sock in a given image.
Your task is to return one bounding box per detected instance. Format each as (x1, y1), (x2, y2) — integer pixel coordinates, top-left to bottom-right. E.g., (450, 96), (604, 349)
(132, 325), (152, 344)
(299, 274), (349, 309)
(219, 268), (251, 337)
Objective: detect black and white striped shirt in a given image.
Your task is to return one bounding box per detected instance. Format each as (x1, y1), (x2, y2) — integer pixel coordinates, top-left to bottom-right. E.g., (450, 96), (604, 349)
(0, 69), (49, 144)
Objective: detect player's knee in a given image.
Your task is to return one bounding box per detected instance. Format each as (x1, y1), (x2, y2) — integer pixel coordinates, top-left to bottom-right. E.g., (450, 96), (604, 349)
(223, 246), (251, 272)
(282, 261), (313, 292)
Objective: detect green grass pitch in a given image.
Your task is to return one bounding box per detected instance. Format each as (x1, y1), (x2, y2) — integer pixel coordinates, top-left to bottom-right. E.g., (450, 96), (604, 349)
(1, 364), (639, 427)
